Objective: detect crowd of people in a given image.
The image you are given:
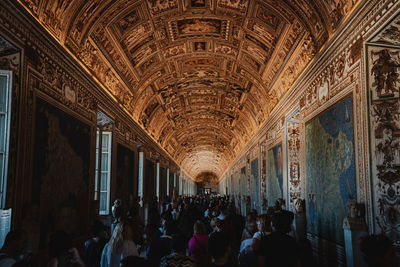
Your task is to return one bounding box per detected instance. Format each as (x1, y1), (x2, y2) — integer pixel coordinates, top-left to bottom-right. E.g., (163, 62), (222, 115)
(0, 194), (398, 267)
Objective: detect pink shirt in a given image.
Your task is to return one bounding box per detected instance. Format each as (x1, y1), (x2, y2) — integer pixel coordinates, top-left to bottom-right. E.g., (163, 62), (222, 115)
(188, 234), (210, 266)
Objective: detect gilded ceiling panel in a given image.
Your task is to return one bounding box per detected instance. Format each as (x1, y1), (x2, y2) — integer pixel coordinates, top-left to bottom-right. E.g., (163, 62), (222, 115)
(17, 0), (360, 181)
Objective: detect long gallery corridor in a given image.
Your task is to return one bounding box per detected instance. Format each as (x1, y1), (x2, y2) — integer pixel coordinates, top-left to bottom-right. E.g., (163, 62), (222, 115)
(0, 0), (399, 266)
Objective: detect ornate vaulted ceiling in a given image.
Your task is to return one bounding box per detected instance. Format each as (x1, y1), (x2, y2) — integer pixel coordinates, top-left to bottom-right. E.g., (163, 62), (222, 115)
(18, 0), (359, 180)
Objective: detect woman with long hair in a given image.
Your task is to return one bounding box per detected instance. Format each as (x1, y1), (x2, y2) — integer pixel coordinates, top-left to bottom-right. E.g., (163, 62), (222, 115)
(188, 220), (211, 266)
(100, 221), (138, 267)
(252, 214), (272, 253)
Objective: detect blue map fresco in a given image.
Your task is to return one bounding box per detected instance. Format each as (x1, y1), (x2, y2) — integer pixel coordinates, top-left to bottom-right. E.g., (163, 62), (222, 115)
(251, 159), (259, 210)
(268, 143), (283, 206)
(306, 95), (355, 245)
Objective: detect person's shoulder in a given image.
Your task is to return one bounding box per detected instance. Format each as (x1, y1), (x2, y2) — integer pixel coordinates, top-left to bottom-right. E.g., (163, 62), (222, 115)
(122, 240), (138, 255)
(0, 257), (16, 267)
(102, 242), (110, 252)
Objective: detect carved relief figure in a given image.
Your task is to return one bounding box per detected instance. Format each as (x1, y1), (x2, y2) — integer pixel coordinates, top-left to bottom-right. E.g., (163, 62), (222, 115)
(217, 0), (249, 13)
(191, 0), (206, 7)
(371, 49), (400, 98)
(147, 0), (178, 15)
(256, 7), (279, 28)
(194, 42), (206, 51)
(117, 10), (140, 33)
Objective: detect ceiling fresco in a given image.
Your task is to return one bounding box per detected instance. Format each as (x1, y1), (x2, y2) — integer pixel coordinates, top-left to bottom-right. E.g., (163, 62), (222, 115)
(18, 0), (360, 181)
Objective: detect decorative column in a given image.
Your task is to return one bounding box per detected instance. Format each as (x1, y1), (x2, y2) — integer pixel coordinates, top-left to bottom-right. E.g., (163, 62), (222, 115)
(343, 201), (368, 267)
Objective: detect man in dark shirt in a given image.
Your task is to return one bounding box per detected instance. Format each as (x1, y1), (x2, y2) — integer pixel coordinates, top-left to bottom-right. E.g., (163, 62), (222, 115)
(257, 211), (300, 267)
(147, 221), (175, 266)
(207, 232), (235, 267)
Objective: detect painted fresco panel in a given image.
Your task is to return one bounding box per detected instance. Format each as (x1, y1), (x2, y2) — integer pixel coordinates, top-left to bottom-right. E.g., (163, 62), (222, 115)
(116, 144), (134, 203)
(217, 0), (248, 13)
(177, 19), (221, 35)
(191, 0), (206, 7)
(33, 98), (91, 248)
(286, 109), (301, 211)
(267, 143), (283, 206)
(367, 45), (400, 241)
(251, 159), (259, 210)
(305, 95), (355, 245)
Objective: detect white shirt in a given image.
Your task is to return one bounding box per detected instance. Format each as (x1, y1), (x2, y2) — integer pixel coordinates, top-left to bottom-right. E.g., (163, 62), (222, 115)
(100, 240), (138, 267)
(171, 210), (178, 220)
(217, 214), (226, 220)
(240, 238), (253, 253)
(253, 231), (263, 240)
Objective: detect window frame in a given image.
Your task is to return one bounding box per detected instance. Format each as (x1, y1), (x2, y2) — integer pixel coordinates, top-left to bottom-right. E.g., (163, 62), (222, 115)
(0, 70), (12, 208)
(95, 129), (112, 215)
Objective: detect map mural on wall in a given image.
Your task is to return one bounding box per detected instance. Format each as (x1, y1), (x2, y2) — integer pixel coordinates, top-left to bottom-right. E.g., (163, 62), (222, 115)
(286, 109), (301, 211)
(251, 159), (259, 210)
(305, 95), (355, 245)
(366, 45), (400, 241)
(234, 171), (240, 197)
(116, 144), (134, 204)
(145, 160), (155, 203)
(33, 98), (91, 248)
(267, 143), (283, 206)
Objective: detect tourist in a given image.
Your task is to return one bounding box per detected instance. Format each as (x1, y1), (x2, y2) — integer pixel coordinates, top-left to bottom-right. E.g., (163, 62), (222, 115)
(252, 215), (271, 253)
(47, 230), (85, 267)
(360, 234), (399, 267)
(257, 211), (300, 267)
(207, 232), (234, 267)
(0, 229), (28, 267)
(84, 220), (108, 267)
(147, 221), (175, 265)
(188, 220), (211, 266)
(160, 233), (196, 267)
(100, 222), (138, 267)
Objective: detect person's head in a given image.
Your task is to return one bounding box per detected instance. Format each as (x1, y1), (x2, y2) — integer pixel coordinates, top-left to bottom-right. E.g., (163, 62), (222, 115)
(89, 220), (105, 237)
(271, 211), (292, 234)
(208, 232), (230, 263)
(249, 209), (258, 216)
(256, 214), (272, 233)
(163, 220), (176, 236)
(110, 221), (132, 253)
(121, 256), (151, 267)
(210, 217), (220, 232)
(266, 206), (275, 215)
(193, 220), (207, 235)
(1, 229), (27, 257)
(360, 234), (398, 267)
(48, 230), (72, 258)
(171, 233), (187, 253)
(220, 207), (228, 216)
(274, 198), (285, 211)
(245, 215), (257, 236)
